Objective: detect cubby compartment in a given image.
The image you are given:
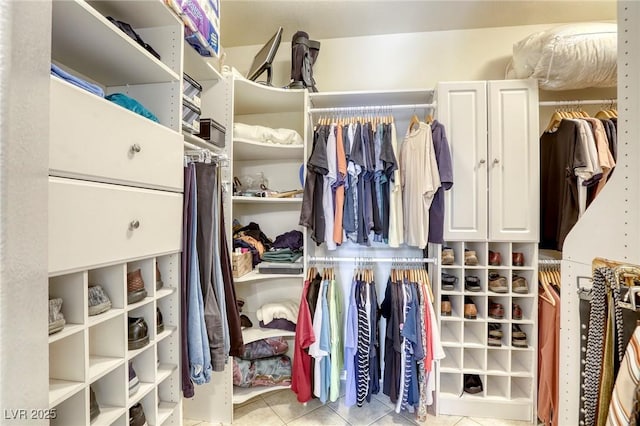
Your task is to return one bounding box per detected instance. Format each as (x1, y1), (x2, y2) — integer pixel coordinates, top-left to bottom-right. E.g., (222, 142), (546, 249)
(487, 322), (506, 347)
(464, 242), (487, 266)
(487, 269), (509, 295)
(159, 409), (181, 426)
(127, 303), (155, 357)
(463, 295), (486, 320)
(156, 253), (179, 300)
(157, 329), (179, 367)
(49, 272), (86, 341)
(463, 347), (486, 371)
(50, 331), (86, 406)
(441, 268), (463, 293)
(88, 264), (125, 326)
(129, 345), (156, 406)
(442, 241), (464, 267)
(441, 346), (463, 370)
(91, 364), (127, 425)
(440, 320), (463, 345)
(157, 293), (178, 344)
(510, 269), (534, 296)
(127, 259), (155, 303)
(486, 375), (509, 398)
(511, 243), (536, 268)
(463, 321), (486, 346)
(487, 296), (508, 321)
(511, 296), (535, 321)
(51, 386), (86, 426)
(442, 294), (463, 318)
(511, 377), (533, 400)
(439, 372), (462, 396)
(128, 388), (157, 426)
(158, 369), (181, 424)
(463, 270), (486, 294)
(488, 242), (510, 268)
(89, 314), (125, 382)
(487, 349), (509, 373)
(511, 350), (533, 375)
(510, 323), (533, 349)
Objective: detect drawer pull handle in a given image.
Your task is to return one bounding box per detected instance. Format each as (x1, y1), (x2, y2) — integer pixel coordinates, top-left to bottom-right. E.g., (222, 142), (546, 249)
(479, 159), (486, 165)
(493, 158), (500, 165)
(130, 144), (142, 154)
(129, 220), (140, 230)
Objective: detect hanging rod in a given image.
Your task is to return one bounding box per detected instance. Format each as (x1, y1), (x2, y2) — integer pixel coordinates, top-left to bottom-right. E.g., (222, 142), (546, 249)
(539, 99), (617, 107)
(307, 256), (436, 264)
(308, 103), (436, 114)
(539, 259), (561, 265)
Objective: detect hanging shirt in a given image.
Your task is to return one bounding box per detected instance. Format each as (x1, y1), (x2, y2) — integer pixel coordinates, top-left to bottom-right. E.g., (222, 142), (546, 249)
(400, 122), (441, 248)
(572, 119), (601, 218)
(380, 123), (398, 243)
(300, 126), (329, 244)
(319, 280), (332, 403)
(583, 118), (615, 197)
(333, 125), (347, 245)
(344, 277), (359, 407)
(291, 279), (316, 403)
(388, 123), (404, 247)
(323, 125), (338, 250)
(310, 280), (328, 398)
(328, 278), (343, 402)
(428, 120), (454, 244)
(367, 280), (380, 399)
(356, 279), (371, 406)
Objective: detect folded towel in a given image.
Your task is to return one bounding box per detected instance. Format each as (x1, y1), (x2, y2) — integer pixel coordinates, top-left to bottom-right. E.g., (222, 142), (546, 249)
(256, 300), (299, 325)
(261, 248), (302, 263)
(106, 93), (159, 123)
(51, 64), (104, 97)
(234, 123), (303, 145)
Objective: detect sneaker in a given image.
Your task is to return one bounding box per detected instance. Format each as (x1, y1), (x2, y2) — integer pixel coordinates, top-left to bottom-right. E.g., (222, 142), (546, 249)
(127, 269), (147, 305)
(512, 275), (529, 294)
(441, 273), (458, 291)
(48, 298), (66, 335)
(156, 307), (164, 335)
(464, 249), (479, 266)
(128, 317), (149, 350)
(89, 386), (100, 422)
(129, 402), (147, 426)
(488, 323), (503, 346)
(512, 324), (528, 347)
(442, 247), (455, 265)
(129, 361), (140, 396)
(464, 276), (481, 292)
(488, 272), (508, 293)
(155, 263), (164, 291)
(88, 285), (112, 316)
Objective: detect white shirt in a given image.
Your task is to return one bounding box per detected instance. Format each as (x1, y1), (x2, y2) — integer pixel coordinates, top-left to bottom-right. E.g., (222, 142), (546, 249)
(388, 123), (404, 247)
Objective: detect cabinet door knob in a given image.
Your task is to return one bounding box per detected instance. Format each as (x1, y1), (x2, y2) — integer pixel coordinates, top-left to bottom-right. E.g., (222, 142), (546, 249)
(130, 144), (142, 154)
(479, 159), (486, 165)
(129, 220), (140, 230)
(493, 158), (500, 165)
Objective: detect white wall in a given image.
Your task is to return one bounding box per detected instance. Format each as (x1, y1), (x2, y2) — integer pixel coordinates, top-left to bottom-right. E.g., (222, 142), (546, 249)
(223, 23), (605, 92)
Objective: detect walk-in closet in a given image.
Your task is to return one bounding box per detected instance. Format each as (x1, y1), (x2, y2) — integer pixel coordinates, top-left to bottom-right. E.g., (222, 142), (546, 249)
(4, 1), (640, 426)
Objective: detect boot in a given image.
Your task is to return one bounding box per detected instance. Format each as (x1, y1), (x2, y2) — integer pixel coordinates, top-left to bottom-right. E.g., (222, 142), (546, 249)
(308, 39), (320, 92)
(288, 31), (320, 92)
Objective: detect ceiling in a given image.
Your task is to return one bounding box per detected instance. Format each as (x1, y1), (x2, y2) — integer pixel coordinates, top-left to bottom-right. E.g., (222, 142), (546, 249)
(220, 0), (616, 48)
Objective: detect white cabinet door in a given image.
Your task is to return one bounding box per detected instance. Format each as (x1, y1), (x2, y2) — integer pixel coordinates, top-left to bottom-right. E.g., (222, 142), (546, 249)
(487, 80), (539, 241)
(438, 81), (488, 241)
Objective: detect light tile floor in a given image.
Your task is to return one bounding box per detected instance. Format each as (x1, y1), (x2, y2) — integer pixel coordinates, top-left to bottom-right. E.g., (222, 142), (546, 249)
(184, 389), (534, 426)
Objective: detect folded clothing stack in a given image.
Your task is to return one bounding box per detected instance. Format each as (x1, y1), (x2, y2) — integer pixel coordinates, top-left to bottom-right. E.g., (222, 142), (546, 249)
(234, 123), (303, 145)
(51, 64), (104, 97)
(256, 300), (299, 325)
(261, 248), (302, 263)
(232, 355), (292, 388)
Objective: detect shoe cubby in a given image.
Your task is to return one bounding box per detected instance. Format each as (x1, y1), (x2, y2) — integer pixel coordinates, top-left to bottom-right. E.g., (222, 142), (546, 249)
(441, 268), (463, 293)
(486, 375), (509, 399)
(487, 270), (508, 295)
(464, 242), (487, 267)
(442, 241), (464, 267)
(463, 321), (486, 346)
(511, 296), (534, 321)
(463, 347), (485, 371)
(487, 242), (510, 268)
(157, 292), (178, 343)
(127, 303), (155, 358)
(158, 369), (181, 425)
(91, 364), (127, 425)
(511, 377), (533, 400)
(441, 347), (463, 370)
(49, 331), (86, 407)
(511, 243), (537, 269)
(127, 259), (155, 309)
(129, 345), (156, 406)
(511, 350), (533, 375)
(463, 271), (486, 294)
(51, 386), (86, 426)
(487, 349), (509, 373)
(439, 372), (462, 396)
(443, 294), (463, 318)
(49, 272), (86, 342)
(440, 320), (463, 345)
(157, 329), (179, 372)
(156, 253), (179, 300)
(88, 264), (126, 327)
(129, 388), (157, 426)
(510, 269), (534, 296)
(88, 314), (125, 382)
(487, 296), (508, 321)
(464, 295), (486, 320)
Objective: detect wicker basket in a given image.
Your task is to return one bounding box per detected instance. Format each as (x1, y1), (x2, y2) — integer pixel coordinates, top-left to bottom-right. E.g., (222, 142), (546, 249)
(232, 252), (252, 278)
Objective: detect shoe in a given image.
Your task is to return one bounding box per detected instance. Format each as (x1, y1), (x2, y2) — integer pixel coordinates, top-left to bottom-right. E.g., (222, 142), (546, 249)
(128, 317), (149, 350)
(90, 386), (100, 421)
(464, 296), (477, 319)
(463, 374), (483, 394)
(488, 272), (508, 293)
(512, 324), (528, 347)
(129, 361), (140, 397)
(489, 301), (504, 319)
(465, 276), (481, 292)
(441, 295), (452, 316)
(49, 298), (66, 335)
(464, 249), (479, 266)
(156, 307), (164, 334)
(442, 247), (455, 265)
(512, 303), (523, 320)
(512, 252), (525, 267)
(127, 269), (147, 305)
(88, 284), (112, 316)
(488, 323), (503, 346)
(489, 250), (502, 266)
(155, 263), (164, 290)
(240, 314), (253, 328)
(129, 402), (146, 426)
(441, 273), (458, 291)
(512, 275), (529, 294)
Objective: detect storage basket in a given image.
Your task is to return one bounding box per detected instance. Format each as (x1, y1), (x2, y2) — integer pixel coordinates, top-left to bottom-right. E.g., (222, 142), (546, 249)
(232, 252), (252, 278)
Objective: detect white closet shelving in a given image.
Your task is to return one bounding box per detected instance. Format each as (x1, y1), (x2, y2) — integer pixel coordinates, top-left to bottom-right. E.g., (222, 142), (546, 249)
(48, 1), (183, 424)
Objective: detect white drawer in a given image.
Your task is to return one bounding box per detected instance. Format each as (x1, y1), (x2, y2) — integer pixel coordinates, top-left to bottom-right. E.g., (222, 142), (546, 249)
(50, 77), (183, 192)
(49, 177), (182, 274)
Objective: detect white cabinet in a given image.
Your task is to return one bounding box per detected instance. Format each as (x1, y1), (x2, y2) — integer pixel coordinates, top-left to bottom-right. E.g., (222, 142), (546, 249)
(438, 79), (539, 242)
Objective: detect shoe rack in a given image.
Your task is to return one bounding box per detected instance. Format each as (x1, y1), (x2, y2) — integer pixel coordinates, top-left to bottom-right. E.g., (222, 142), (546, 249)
(436, 241), (538, 421)
(48, 254), (182, 425)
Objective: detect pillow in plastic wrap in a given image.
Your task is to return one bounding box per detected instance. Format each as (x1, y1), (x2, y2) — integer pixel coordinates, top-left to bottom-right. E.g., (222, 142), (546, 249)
(507, 23), (617, 90)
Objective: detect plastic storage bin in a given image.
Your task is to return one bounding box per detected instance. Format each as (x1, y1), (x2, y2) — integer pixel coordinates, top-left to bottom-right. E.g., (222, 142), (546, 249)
(196, 118), (226, 147)
(183, 73), (202, 108)
(182, 98), (201, 134)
